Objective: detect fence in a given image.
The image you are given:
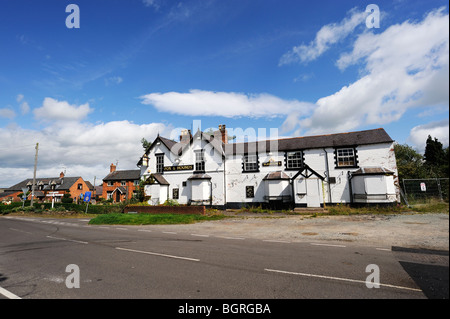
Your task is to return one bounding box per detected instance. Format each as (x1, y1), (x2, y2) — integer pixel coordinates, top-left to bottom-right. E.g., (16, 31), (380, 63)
(402, 178), (449, 203)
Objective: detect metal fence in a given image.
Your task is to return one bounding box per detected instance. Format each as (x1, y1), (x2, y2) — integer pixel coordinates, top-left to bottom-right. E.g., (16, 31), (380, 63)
(402, 178), (449, 203)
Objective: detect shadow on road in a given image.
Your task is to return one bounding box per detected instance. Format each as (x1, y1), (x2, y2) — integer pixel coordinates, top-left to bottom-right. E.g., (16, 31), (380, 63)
(393, 246), (449, 299)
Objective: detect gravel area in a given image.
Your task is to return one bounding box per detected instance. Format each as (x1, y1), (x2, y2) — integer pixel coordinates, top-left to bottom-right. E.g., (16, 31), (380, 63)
(145, 212), (449, 251)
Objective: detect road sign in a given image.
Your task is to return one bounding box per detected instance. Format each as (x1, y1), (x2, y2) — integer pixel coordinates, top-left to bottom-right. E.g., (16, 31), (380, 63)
(420, 182), (427, 191)
(83, 191), (92, 202)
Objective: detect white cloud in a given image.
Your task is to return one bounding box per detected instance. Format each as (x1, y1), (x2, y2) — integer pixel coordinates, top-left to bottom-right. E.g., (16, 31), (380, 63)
(279, 8), (366, 65)
(0, 107), (16, 119)
(140, 89), (314, 118)
(33, 97), (93, 122)
(408, 119), (449, 153)
(0, 119), (169, 187)
(295, 7), (449, 135)
(142, 0), (160, 10)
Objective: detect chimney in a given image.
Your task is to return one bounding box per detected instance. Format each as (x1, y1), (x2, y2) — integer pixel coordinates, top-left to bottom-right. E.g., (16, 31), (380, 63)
(179, 129), (192, 143)
(110, 163), (116, 173)
(219, 124), (228, 144)
(60, 172), (65, 179)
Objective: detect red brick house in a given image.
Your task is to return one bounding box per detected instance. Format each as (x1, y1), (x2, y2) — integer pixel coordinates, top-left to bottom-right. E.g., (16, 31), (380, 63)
(102, 163), (140, 203)
(1, 172), (93, 203)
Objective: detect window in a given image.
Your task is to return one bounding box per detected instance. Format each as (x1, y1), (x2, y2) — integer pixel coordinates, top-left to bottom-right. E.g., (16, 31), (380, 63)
(246, 186), (255, 198)
(286, 151), (303, 169)
(107, 191), (113, 200)
(172, 188), (179, 200)
(121, 181), (126, 186)
(134, 180), (139, 186)
(156, 154), (164, 173)
(336, 148), (357, 167)
(195, 150), (205, 172)
(243, 154), (259, 172)
(107, 181), (113, 186)
(77, 183), (83, 190)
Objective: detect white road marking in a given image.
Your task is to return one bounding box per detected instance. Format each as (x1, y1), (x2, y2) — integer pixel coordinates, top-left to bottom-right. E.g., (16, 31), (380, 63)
(46, 235), (88, 245)
(138, 229), (152, 232)
(263, 239), (290, 243)
(191, 233), (209, 237)
(162, 231), (177, 234)
(216, 236), (245, 240)
(265, 268), (422, 292)
(115, 227), (128, 231)
(376, 248), (392, 251)
(0, 286), (21, 299)
(115, 247), (200, 262)
(310, 243), (346, 248)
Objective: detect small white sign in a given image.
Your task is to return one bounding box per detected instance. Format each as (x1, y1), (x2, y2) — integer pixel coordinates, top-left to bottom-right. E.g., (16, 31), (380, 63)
(420, 182), (426, 192)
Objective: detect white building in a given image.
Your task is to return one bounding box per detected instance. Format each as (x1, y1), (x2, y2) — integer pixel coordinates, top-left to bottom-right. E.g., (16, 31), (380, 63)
(137, 125), (399, 209)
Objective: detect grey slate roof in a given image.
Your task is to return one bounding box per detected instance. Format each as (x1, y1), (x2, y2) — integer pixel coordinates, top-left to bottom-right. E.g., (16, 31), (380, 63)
(7, 177), (83, 191)
(103, 170), (140, 181)
(224, 128), (393, 155)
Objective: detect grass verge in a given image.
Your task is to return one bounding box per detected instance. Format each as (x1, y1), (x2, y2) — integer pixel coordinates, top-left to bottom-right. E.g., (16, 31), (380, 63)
(88, 213), (228, 225)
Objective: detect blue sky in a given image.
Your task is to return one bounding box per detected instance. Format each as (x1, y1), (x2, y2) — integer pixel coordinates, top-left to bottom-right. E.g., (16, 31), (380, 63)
(0, 0), (449, 186)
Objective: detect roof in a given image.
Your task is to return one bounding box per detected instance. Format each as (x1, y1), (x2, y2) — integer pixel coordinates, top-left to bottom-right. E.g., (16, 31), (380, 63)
(103, 170), (140, 181)
(352, 167), (394, 176)
(137, 128), (393, 164)
(263, 171), (290, 180)
(152, 173), (169, 185)
(225, 128), (393, 155)
(7, 176), (83, 191)
(188, 173), (212, 180)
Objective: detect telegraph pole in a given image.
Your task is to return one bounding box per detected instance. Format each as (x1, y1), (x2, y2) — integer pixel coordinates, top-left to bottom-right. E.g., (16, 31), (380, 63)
(30, 143), (39, 206)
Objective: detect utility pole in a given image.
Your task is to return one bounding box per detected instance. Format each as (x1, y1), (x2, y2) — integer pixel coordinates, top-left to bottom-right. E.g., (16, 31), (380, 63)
(30, 143), (39, 206)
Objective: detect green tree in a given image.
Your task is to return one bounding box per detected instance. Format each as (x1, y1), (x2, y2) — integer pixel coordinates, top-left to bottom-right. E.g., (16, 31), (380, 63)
(394, 143), (426, 181)
(141, 137), (151, 151)
(424, 135), (447, 177)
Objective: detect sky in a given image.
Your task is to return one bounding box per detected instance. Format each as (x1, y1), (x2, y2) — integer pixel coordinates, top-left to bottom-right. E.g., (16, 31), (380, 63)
(0, 0), (449, 187)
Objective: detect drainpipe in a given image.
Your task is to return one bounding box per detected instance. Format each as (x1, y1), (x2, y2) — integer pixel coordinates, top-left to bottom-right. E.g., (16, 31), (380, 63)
(347, 171), (354, 204)
(323, 148), (332, 204)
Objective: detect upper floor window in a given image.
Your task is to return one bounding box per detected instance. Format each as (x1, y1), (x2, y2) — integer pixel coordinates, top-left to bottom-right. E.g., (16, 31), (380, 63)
(243, 154), (259, 172)
(107, 181), (113, 186)
(195, 150), (205, 172)
(77, 183), (83, 190)
(156, 154), (164, 173)
(286, 151), (303, 169)
(121, 181), (126, 186)
(336, 148), (357, 167)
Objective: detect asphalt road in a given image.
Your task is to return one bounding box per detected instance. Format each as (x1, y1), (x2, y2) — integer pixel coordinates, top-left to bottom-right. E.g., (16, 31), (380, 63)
(0, 216), (448, 301)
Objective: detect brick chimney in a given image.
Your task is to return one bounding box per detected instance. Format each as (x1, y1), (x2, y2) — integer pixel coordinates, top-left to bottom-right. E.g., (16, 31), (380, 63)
(218, 124), (228, 144)
(179, 129), (192, 143)
(110, 163), (116, 173)
(60, 172), (65, 179)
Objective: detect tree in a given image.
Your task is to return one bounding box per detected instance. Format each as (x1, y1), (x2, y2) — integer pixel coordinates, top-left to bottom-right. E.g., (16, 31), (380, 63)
(141, 138), (151, 151)
(394, 143), (426, 181)
(424, 135), (447, 177)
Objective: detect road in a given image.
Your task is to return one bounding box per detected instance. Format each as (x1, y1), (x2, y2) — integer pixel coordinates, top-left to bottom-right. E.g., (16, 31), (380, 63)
(0, 216), (448, 301)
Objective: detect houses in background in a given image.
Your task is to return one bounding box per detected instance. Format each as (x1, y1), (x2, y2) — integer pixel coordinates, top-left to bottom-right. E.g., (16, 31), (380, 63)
(101, 163), (140, 203)
(0, 172), (93, 204)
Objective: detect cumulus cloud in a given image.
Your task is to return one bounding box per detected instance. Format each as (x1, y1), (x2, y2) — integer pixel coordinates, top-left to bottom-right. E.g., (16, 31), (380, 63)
(295, 7), (449, 135)
(0, 98), (170, 186)
(0, 107), (16, 119)
(279, 8), (366, 65)
(140, 89), (314, 118)
(34, 97), (93, 122)
(408, 119), (449, 153)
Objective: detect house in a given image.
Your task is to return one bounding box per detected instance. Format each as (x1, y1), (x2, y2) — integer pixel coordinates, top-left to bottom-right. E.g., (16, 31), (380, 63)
(2, 172), (93, 203)
(137, 125), (399, 209)
(102, 163), (140, 202)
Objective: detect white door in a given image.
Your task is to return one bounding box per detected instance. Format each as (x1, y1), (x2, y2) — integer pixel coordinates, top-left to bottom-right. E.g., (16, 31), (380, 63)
(306, 178), (321, 207)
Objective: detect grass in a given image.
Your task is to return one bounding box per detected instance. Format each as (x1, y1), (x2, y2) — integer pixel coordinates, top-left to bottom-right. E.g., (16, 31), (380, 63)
(88, 213), (228, 225)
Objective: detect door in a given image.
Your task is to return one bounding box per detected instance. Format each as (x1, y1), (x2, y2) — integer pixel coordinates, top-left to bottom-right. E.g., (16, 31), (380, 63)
(306, 178), (322, 207)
